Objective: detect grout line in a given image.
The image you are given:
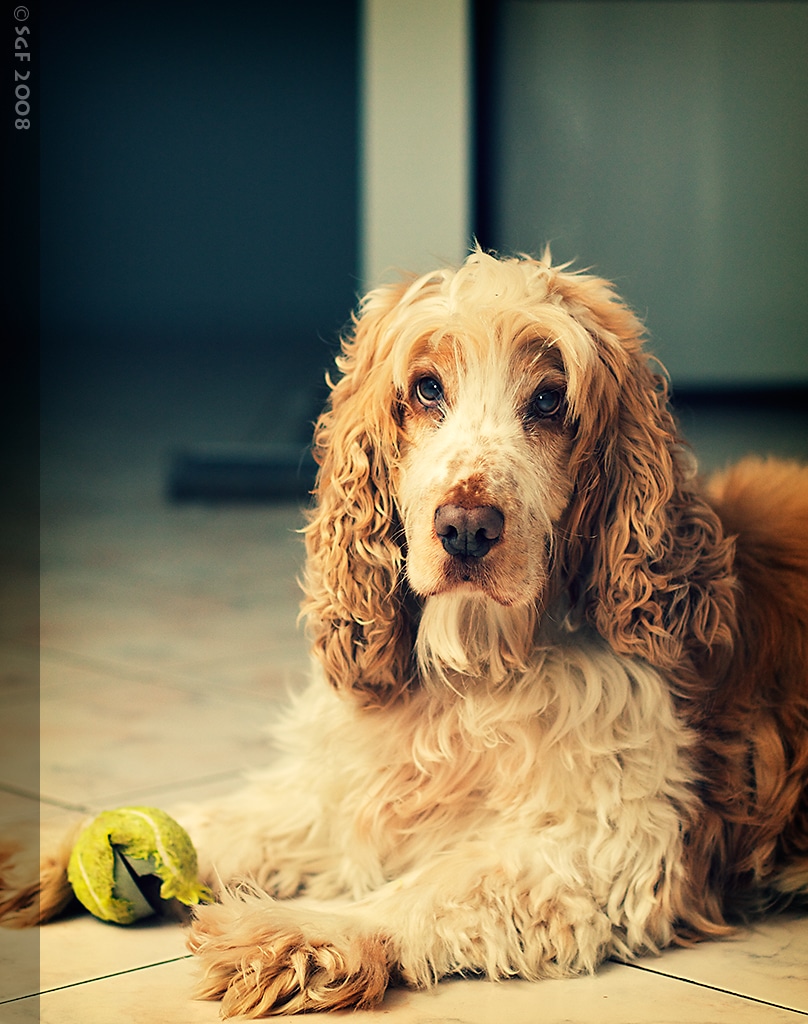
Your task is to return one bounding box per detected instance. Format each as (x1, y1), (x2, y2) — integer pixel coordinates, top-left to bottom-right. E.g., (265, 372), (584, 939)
(0, 784), (91, 817)
(0, 783), (43, 804)
(7, 956), (808, 1013)
(37, 795), (92, 814)
(618, 960), (808, 1016)
(0, 955), (195, 1005)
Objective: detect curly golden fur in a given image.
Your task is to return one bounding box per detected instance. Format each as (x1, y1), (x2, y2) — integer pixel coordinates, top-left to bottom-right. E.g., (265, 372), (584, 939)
(303, 250), (739, 699)
(3, 249), (807, 1017)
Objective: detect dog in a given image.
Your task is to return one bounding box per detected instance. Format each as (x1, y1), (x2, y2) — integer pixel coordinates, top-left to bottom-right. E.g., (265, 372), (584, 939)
(3, 249), (808, 1017)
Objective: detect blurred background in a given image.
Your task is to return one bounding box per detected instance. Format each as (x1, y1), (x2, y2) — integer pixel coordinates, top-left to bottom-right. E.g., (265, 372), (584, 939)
(36, 0), (808, 504)
(39, 0), (359, 502)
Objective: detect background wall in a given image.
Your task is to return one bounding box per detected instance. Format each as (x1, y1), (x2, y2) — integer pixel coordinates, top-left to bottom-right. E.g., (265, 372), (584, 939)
(477, 0), (808, 388)
(41, 0), (359, 477)
(38, 0), (808, 505)
(361, 0), (471, 289)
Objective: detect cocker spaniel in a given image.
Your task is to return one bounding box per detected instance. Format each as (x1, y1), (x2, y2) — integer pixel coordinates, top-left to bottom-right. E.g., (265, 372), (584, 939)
(5, 249), (808, 1017)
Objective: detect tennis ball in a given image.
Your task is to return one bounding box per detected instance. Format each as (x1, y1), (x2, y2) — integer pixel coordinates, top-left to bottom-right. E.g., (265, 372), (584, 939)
(67, 806), (213, 925)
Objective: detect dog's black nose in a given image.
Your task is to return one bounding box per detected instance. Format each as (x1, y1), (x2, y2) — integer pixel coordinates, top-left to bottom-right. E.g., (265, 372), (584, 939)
(434, 504), (504, 559)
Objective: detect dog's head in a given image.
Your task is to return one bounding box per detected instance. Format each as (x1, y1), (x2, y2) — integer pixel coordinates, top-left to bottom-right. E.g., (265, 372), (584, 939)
(303, 249), (735, 705)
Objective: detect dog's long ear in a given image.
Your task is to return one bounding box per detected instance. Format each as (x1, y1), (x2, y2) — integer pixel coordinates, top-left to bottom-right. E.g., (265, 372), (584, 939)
(557, 271), (737, 689)
(302, 284), (416, 707)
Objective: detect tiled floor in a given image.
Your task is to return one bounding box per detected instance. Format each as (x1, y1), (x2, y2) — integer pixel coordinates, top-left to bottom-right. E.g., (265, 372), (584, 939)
(1, 388), (807, 1021)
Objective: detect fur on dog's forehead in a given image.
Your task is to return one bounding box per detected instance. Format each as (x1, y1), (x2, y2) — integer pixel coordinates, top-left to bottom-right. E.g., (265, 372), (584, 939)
(372, 250), (603, 408)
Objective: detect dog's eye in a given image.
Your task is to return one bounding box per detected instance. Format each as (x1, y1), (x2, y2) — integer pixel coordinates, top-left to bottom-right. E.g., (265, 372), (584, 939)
(414, 377), (444, 409)
(529, 389), (564, 419)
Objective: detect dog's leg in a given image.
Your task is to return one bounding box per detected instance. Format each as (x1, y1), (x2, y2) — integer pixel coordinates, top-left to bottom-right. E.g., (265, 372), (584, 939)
(189, 890), (391, 1016)
(188, 841), (655, 1017)
(174, 771), (367, 901)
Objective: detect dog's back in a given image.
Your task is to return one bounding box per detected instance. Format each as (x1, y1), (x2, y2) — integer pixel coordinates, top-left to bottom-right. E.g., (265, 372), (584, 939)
(696, 458), (808, 917)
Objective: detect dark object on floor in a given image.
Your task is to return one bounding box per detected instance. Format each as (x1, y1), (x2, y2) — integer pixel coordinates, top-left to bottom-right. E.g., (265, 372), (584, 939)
(167, 444), (318, 502)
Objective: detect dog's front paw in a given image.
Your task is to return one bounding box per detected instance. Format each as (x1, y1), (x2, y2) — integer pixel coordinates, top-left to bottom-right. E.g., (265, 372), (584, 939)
(188, 889), (390, 1017)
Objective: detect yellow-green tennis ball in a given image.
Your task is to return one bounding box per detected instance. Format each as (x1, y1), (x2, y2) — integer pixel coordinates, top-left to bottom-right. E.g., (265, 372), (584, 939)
(67, 806), (213, 925)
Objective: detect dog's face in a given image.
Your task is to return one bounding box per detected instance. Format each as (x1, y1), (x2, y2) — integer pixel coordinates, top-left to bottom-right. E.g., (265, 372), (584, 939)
(395, 324), (576, 608)
(377, 254), (618, 612)
(305, 250), (733, 703)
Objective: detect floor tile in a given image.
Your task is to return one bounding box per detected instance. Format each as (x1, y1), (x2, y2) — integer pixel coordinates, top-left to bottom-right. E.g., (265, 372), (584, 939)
(21, 952), (808, 1024)
(0, 790), (40, 830)
(38, 661), (282, 808)
(172, 647), (310, 702)
(630, 912), (808, 1012)
(0, 922), (38, 1004)
(39, 503), (307, 592)
(0, 792), (48, 870)
(40, 574), (297, 672)
(369, 968), (808, 1024)
(38, 914), (191, 997)
(30, 957), (218, 1024)
(0, 997), (40, 1023)
(0, 691), (38, 797)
